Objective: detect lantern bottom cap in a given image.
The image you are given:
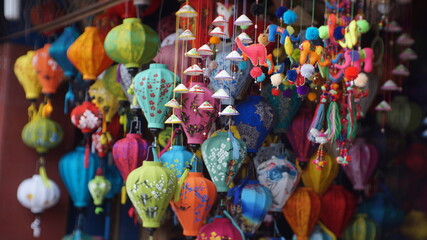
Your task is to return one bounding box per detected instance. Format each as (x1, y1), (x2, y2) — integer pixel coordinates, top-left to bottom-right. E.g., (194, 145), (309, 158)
(124, 63), (141, 69)
(143, 223), (160, 228)
(183, 230), (198, 237)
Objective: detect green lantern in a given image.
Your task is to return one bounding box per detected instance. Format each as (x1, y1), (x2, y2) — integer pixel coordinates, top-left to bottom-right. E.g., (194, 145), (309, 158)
(88, 170), (111, 214)
(201, 129), (247, 192)
(126, 161), (177, 233)
(104, 18), (159, 70)
(343, 214), (376, 240)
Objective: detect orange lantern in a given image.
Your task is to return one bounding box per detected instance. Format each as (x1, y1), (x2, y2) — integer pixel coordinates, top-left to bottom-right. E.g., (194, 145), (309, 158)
(32, 44), (64, 95)
(67, 27), (113, 81)
(283, 187), (321, 240)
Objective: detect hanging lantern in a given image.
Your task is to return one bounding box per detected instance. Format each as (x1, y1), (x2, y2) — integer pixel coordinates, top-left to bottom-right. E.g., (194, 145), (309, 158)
(101, 64), (128, 102)
(343, 214), (376, 240)
(88, 169), (111, 214)
(343, 138), (378, 191)
(67, 26), (113, 81)
(89, 80), (119, 123)
(292, 224), (336, 240)
(227, 180), (273, 235)
(49, 27), (80, 78)
(400, 210), (427, 240)
(17, 174), (60, 238)
(104, 18), (160, 73)
(286, 108), (314, 166)
(29, 0), (65, 36)
(105, 164), (123, 199)
(256, 155), (300, 212)
(33, 44), (64, 95)
(398, 142), (427, 176)
(171, 172), (217, 237)
(59, 146), (100, 208)
(177, 82), (219, 146)
(117, 64), (140, 109)
(197, 217), (243, 240)
(160, 145), (202, 178)
(14, 51), (42, 101)
(91, 128), (114, 158)
(93, 12), (121, 40)
(63, 230), (95, 240)
(320, 185), (357, 238)
(234, 95), (275, 154)
(126, 161), (177, 234)
(300, 153), (339, 195)
(201, 130), (247, 192)
(133, 63), (178, 136)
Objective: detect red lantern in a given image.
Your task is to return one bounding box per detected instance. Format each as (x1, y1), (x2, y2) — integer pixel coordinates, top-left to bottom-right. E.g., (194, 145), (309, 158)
(32, 44), (64, 95)
(93, 12), (121, 40)
(197, 217), (243, 240)
(286, 108), (313, 166)
(398, 143), (427, 176)
(320, 185), (357, 238)
(30, 0), (65, 36)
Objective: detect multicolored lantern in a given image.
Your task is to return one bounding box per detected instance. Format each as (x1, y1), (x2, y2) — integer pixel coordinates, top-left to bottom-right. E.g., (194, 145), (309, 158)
(300, 153), (339, 195)
(201, 130), (247, 192)
(88, 169), (111, 214)
(33, 44), (64, 95)
(343, 214), (376, 240)
(257, 155), (300, 212)
(67, 26), (113, 81)
(197, 217), (243, 240)
(49, 26), (80, 78)
(160, 145), (202, 178)
(286, 108), (314, 165)
(171, 172), (217, 236)
(283, 187), (321, 240)
(14, 51), (42, 101)
(234, 95), (275, 154)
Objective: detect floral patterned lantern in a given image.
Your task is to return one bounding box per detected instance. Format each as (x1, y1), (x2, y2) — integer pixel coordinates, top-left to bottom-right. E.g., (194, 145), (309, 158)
(197, 217), (243, 240)
(171, 172), (217, 236)
(88, 169), (111, 214)
(300, 153), (339, 195)
(33, 44), (64, 95)
(160, 145), (202, 178)
(14, 51), (42, 101)
(49, 26), (80, 78)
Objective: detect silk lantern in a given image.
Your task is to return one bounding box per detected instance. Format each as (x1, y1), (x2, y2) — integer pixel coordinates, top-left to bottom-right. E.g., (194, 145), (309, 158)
(160, 145), (202, 178)
(89, 79), (119, 123)
(343, 138), (378, 191)
(153, 40), (190, 81)
(30, 0), (64, 36)
(105, 164), (123, 199)
(234, 95), (275, 154)
(201, 129), (247, 192)
(67, 26), (113, 81)
(133, 63), (178, 135)
(14, 51), (42, 101)
(104, 18), (159, 72)
(93, 12), (121, 40)
(400, 210), (427, 240)
(197, 217), (243, 240)
(101, 64), (127, 102)
(300, 153), (339, 195)
(177, 82), (219, 146)
(88, 170), (111, 214)
(286, 108), (314, 165)
(381, 96), (423, 134)
(171, 172), (217, 236)
(283, 187), (322, 240)
(320, 185), (357, 238)
(49, 26), (80, 78)
(227, 180), (273, 235)
(257, 155), (300, 212)
(33, 44), (64, 95)
(399, 143), (427, 176)
(126, 161), (177, 233)
(292, 224), (336, 240)
(59, 146), (100, 208)
(343, 214), (376, 240)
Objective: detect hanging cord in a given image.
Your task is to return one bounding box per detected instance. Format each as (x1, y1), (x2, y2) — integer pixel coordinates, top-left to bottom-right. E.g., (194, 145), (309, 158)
(311, 0), (316, 26)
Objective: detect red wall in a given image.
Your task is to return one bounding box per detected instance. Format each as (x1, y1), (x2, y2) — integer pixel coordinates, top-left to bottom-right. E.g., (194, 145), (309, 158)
(0, 43), (75, 239)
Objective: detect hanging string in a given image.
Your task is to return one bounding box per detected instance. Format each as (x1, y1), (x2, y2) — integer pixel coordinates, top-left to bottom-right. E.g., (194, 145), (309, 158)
(263, 0), (267, 31)
(311, 0), (315, 25)
(243, 0), (247, 15)
(254, 0), (259, 38)
(290, 0), (293, 8)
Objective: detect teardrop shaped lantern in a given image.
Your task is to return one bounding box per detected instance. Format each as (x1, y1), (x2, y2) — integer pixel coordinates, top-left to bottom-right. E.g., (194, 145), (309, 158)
(160, 145), (202, 179)
(14, 51), (42, 101)
(234, 95), (275, 154)
(201, 130), (247, 192)
(300, 153), (339, 195)
(88, 169), (111, 214)
(227, 180), (273, 235)
(105, 18), (160, 71)
(257, 155), (300, 212)
(177, 82), (219, 146)
(49, 26), (80, 78)
(33, 44), (64, 95)
(320, 185), (357, 238)
(343, 214), (376, 240)
(171, 172), (217, 236)
(59, 146), (100, 208)
(283, 187), (322, 240)
(133, 63), (178, 136)
(197, 217), (243, 240)
(286, 108), (313, 165)
(67, 26), (113, 81)
(126, 161), (177, 233)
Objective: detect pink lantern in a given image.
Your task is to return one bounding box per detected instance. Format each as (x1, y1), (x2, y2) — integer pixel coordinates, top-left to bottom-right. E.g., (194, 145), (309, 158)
(286, 108), (313, 167)
(343, 138), (379, 190)
(153, 40), (190, 81)
(177, 82), (219, 146)
(197, 217), (243, 240)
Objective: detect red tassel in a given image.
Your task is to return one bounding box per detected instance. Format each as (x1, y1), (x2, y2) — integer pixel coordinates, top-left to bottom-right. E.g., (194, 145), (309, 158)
(84, 140), (90, 168)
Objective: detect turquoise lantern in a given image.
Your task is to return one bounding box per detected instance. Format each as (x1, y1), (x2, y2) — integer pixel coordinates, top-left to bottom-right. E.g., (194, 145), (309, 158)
(49, 26), (80, 78)
(105, 164), (123, 199)
(58, 146), (99, 208)
(160, 145), (203, 178)
(133, 63), (179, 136)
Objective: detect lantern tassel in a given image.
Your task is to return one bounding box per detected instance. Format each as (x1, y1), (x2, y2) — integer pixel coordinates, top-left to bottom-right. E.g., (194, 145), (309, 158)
(42, 98), (53, 118)
(347, 93), (357, 140)
(121, 185), (127, 204)
(223, 210), (246, 240)
(38, 156), (51, 188)
(174, 155), (195, 202)
(228, 130), (240, 160)
(31, 216), (41, 238)
(326, 101), (342, 142)
(28, 102), (37, 122)
(64, 82), (75, 114)
(120, 114), (128, 134)
(308, 102), (325, 142)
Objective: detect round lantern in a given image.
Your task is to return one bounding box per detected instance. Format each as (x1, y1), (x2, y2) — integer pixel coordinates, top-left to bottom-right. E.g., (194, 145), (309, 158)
(67, 26), (113, 81)
(286, 108), (314, 166)
(234, 95), (275, 154)
(177, 82), (219, 146)
(126, 161), (177, 233)
(343, 214), (376, 240)
(88, 79), (119, 123)
(160, 145), (202, 178)
(197, 217), (243, 240)
(105, 164), (123, 199)
(33, 44), (64, 95)
(88, 170), (111, 214)
(380, 96), (423, 134)
(227, 180), (273, 235)
(59, 146), (100, 208)
(101, 64), (128, 102)
(104, 18), (160, 72)
(320, 185), (357, 238)
(49, 26), (80, 78)
(283, 187), (322, 240)
(133, 63), (178, 136)
(171, 172), (217, 236)
(257, 155), (300, 212)
(14, 51), (42, 101)
(300, 153), (339, 195)
(343, 138), (378, 191)
(201, 130), (247, 192)
(292, 224), (336, 240)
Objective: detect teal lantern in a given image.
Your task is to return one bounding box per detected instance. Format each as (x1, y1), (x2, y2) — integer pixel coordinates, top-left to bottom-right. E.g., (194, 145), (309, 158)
(201, 130), (247, 192)
(49, 26), (80, 78)
(343, 214), (377, 240)
(105, 164), (123, 199)
(133, 63), (179, 136)
(104, 18), (159, 73)
(160, 145), (202, 178)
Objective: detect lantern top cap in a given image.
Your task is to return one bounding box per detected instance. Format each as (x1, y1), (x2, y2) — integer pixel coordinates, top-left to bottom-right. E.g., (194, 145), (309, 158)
(126, 133), (143, 138)
(187, 172), (204, 177)
(149, 63), (168, 69)
(143, 161), (162, 166)
(123, 18), (142, 24)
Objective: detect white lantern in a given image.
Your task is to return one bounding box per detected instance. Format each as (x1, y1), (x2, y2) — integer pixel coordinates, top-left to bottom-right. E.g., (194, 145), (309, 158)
(4, 0), (20, 21)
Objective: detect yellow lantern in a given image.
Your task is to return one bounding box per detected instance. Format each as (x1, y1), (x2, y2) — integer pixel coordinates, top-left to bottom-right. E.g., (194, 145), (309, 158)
(88, 80), (119, 123)
(299, 153), (339, 195)
(14, 51), (42, 101)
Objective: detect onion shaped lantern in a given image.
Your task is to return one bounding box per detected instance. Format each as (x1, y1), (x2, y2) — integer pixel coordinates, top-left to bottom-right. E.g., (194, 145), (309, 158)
(88, 169), (111, 214)
(197, 217), (243, 240)
(33, 44), (64, 95)
(49, 26), (80, 78)
(300, 153), (339, 195)
(160, 145), (202, 179)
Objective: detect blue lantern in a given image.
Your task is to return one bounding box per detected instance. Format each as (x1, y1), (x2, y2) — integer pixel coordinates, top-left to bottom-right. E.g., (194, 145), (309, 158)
(160, 145), (202, 178)
(227, 180), (273, 235)
(49, 26), (80, 78)
(59, 146), (99, 208)
(234, 95), (275, 153)
(105, 164), (123, 199)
